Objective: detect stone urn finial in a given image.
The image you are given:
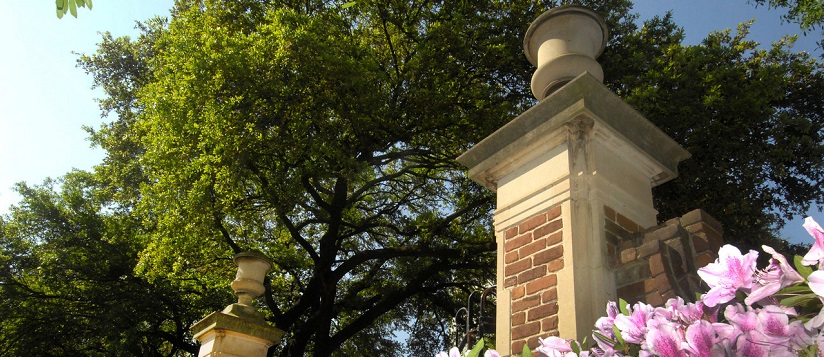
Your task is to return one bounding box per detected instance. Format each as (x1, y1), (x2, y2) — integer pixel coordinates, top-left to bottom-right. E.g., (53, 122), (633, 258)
(523, 5), (608, 100)
(223, 251), (272, 321)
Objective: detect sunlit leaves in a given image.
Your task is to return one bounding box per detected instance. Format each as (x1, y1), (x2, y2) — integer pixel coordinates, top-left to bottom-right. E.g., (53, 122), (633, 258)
(55, 0), (92, 19)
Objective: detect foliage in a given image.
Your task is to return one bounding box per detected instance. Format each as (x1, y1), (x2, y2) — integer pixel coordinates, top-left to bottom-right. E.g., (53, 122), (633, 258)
(0, 171), (217, 356)
(748, 0), (823, 35)
(611, 17), (824, 255)
(55, 0), (92, 19)
(5, 0), (824, 355)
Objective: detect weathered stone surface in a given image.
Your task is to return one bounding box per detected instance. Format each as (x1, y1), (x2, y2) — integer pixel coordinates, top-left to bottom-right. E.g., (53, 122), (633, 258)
(192, 312), (283, 357)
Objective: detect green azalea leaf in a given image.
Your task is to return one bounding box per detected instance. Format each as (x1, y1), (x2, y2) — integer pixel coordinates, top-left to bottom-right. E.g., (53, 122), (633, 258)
(86, 0), (92, 10)
(522, 344), (532, 357)
(341, 1), (357, 8)
(571, 340), (581, 354)
(777, 284), (813, 295)
(56, 0), (66, 10)
(618, 298), (629, 315)
(613, 325), (627, 350)
(795, 255), (814, 278)
(781, 293), (818, 307)
(592, 331), (614, 345)
(468, 339), (484, 357)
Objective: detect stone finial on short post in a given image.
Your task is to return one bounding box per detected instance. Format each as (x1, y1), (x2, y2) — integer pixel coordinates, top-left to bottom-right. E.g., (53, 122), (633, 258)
(523, 5), (608, 100)
(223, 251), (273, 321)
(191, 251), (284, 357)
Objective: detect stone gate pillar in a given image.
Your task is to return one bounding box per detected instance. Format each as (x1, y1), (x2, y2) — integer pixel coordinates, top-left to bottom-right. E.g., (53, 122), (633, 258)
(456, 6), (690, 355)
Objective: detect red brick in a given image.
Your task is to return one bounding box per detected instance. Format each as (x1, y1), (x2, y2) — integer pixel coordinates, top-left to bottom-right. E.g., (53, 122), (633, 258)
(705, 230), (723, 252)
(505, 276), (517, 288)
(620, 248), (637, 264)
(617, 279), (657, 300)
(617, 213), (641, 232)
(646, 290), (664, 307)
(649, 253), (666, 276)
(518, 265), (547, 284)
(506, 258), (532, 277)
(526, 274), (557, 295)
(512, 341), (526, 355)
(534, 219), (563, 239)
(511, 321), (540, 340)
(534, 245), (564, 265)
(512, 294), (541, 312)
(512, 311), (526, 326)
(691, 233), (710, 253)
(506, 250), (519, 264)
(527, 336), (541, 350)
(506, 232), (533, 252)
(520, 237), (547, 257)
(604, 206), (616, 221)
(662, 290), (678, 301)
(546, 231), (562, 246)
(505, 226), (520, 239)
(512, 286), (525, 300)
(528, 302), (558, 321)
(542, 315), (559, 332)
(619, 239), (637, 252)
(542, 287), (558, 303)
(654, 272), (672, 292)
(547, 258), (564, 272)
(695, 252), (716, 268)
(519, 214), (548, 233)
(547, 205), (562, 221)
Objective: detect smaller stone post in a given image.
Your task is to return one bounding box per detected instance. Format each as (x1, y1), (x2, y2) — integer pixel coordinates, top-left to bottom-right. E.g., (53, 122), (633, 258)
(191, 251), (284, 357)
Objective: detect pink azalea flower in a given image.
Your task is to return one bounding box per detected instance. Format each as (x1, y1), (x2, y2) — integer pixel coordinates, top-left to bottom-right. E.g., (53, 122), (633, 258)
(802, 217), (824, 267)
(643, 319), (687, 357)
(755, 305), (794, 345)
(745, 245), (805, 305)
(435, 347), (461, 357)
(593, 301), (619, 351)
(536, 336), (575, 357)
(697, 245), (759, 307)
(805, 305), (824, 330)
(734, 331), (769, 357)
(614, 302), (655, 344)
(484, 349), (501, 357)
(684, 320), (716, 357)
(725, 304), (758, 333)
(806, 271), (824, 330)
(809, 270), (824, 297)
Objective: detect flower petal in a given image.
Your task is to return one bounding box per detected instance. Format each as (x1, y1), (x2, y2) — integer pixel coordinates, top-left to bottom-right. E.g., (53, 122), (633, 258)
(809, 270), (824, 297)
(685, 320), (715, 357)
(802, 217), (824, 266)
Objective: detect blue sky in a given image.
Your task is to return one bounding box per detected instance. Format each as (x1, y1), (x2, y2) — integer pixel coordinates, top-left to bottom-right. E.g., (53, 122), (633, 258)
(0, 1), (821, 243)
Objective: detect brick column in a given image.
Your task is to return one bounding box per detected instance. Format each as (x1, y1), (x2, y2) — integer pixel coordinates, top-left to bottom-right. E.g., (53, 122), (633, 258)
(457, 73), (689, 355)
(505, 206), (564, 352)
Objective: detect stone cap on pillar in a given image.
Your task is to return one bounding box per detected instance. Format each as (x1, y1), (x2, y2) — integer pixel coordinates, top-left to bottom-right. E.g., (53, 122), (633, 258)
(192, 311), (285, 346)
(456, 73), (690, 191)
